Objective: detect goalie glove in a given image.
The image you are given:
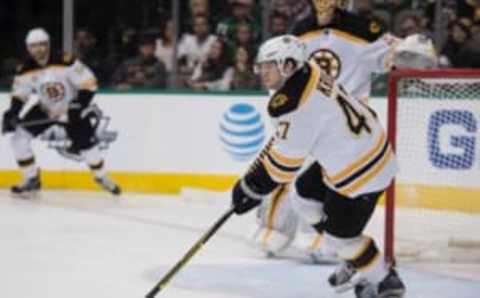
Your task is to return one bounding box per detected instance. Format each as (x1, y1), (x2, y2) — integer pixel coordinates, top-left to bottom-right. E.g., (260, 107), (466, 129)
(393, 34), (438, 69)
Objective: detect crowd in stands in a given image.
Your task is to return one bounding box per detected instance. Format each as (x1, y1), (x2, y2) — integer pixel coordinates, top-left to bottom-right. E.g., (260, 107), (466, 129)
(1, 0), (480, 90)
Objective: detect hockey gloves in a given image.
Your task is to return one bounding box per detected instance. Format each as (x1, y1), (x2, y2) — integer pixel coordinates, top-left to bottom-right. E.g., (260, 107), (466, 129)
(2, 97), (24, 134)
(2, 109), (19, 134)
(231, 178), (263, 215)
(68, 90), (95, 123)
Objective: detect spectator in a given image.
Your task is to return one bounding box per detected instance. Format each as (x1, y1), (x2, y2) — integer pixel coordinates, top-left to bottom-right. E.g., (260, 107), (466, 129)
(112, 35), (167, 89)
(271, 0), (310, 25)
(471, 21), (480, 36)
(182, 0), (213, 33)
(178, 15), (217, 75)
(73, 28), (106, 83)
(396, 13), (424, 38)
(354, 0), (389, 29)
(231, 47), (260, 90)
(190, 0), (210, 17)
(0, 58), (20, 87)
(377, 0), (413, 29)
(216, 0), (260, 44)
(440, 18), (472, 67)
(456, 0), (480, 21)
(457, 31), (480, 67)
(155, 20), (174, 72)
(188, 39), (233, 91)
(270, 12), (289, 37)
(230, 22), (257, 58)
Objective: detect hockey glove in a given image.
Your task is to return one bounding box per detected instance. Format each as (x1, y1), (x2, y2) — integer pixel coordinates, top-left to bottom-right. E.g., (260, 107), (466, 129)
(2, 97), (24, 134)
(231, 179), (263, 215)
(2, 109), (20, 134)
(68, 90), (95, 123)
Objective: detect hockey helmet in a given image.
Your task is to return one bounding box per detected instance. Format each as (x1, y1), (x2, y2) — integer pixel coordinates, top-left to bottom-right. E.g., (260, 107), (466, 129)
(255, 35), (307, 77)
(25, 28), (50, 45)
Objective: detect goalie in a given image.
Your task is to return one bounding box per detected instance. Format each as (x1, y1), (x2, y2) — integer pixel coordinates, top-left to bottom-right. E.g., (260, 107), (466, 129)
(251, 0), (437, 263)
(232, 35), (405, 298)
(1, 28), (121, 196)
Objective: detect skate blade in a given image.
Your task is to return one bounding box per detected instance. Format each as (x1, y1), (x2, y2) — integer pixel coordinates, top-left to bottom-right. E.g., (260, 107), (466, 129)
(333, 274), (364, 294)
(378, 289), (406, 298)
(309, 253), (340, 265)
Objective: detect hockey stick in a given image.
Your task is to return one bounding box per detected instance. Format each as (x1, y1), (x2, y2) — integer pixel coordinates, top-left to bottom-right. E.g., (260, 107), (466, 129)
(145, 207), (236, 298)
(17, 118), (64, 128)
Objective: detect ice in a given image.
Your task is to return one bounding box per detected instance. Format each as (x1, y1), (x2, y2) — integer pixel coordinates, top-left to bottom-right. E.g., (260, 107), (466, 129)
(0, 190), (479, 298)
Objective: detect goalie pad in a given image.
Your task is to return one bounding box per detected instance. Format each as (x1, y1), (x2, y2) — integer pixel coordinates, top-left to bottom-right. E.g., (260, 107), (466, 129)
(248, 186), (299, 254)
(393, 34), (438, 69)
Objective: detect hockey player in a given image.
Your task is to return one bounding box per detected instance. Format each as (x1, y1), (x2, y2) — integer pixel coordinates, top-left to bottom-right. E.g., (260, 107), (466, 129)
(232, 35), (405, 298)
(1, 28), (121, 196)
(251, 0), (437, 262)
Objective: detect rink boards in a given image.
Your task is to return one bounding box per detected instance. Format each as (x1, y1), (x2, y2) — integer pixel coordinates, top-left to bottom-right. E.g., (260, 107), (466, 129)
(0, 91), (478, 212)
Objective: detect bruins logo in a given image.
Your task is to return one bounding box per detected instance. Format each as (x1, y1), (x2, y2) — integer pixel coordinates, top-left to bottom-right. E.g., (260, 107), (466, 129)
(270, 93), (289, 109)
(40, 82), (66, 102)
(370, 21), (381, 34)
(311, 49), (342, 79)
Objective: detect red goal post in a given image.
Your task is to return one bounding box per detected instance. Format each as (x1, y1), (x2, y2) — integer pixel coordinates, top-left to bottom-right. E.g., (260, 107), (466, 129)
(385, 69), (480, 264)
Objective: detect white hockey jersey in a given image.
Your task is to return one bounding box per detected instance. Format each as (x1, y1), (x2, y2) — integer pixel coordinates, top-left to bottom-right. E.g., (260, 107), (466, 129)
(293, 10), (399, 101)
(12, 53), (98, 118)
(261, 61), (396, 198)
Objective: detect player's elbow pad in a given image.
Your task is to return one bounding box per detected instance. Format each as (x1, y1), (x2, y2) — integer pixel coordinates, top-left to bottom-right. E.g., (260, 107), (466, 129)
(75, 90), (95, 108)
(244, 162), (279, 196)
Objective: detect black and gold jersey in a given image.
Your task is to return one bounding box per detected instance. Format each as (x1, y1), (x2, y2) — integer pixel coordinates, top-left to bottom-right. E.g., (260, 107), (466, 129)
(292, 9), (399, 101)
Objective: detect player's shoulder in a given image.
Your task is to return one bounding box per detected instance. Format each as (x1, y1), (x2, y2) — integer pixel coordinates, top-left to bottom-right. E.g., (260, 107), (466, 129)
(291, 15), (318, 37)
(268, 62), (320, 118)
(332, 10), (385, 42)
(48, 52), (77, 67)
(15, 57), (40, 76)
(294, 9), (385, 43)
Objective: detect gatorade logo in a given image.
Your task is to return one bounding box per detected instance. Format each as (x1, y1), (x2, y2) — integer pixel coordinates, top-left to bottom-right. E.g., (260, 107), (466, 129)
(428, 110), (477, 170)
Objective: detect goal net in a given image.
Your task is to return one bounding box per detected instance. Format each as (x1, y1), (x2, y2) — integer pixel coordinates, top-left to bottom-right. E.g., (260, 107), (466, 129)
(385, 69), (480, 263)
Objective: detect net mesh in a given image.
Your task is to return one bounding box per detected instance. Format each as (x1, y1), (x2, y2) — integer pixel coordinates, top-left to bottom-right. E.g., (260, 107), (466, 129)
(391, 73), (480, 262)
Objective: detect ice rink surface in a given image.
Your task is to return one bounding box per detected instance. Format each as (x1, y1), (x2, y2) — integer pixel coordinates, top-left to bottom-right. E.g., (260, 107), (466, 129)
(1, 190), (479, 298)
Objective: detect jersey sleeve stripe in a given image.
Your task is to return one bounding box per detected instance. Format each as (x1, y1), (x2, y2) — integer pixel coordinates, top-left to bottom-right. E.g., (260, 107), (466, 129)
(261, 158), (296, 183)
(337, 147), (393, 196)
(335, 140), (389, 188)
(265, 152), (302, 173)
(268, 147), (305, 167)
(330, 29), (368, 44)
(298, 29), (369, 44)
(299, 62), (321, 107)
(329, 133), (387, 183)
(79, 78), (98, 91)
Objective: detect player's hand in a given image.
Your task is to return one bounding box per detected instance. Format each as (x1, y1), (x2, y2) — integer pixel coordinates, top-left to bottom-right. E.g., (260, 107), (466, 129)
(67, 100), (85, 123)
(231, 179), (262, 215)
(2, 109), (19, 134)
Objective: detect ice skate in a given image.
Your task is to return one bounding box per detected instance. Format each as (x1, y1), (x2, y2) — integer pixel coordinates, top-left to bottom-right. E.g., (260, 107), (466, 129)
(354, 269), (406, 298)
(328, 261), (361, 293)
(11, 173), (41, 198)
(95, 176), (121, 195)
